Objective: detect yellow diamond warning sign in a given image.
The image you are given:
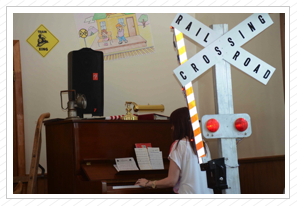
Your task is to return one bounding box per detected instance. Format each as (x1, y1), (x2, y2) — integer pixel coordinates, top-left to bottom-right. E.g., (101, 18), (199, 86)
(26, 24), (59, 57)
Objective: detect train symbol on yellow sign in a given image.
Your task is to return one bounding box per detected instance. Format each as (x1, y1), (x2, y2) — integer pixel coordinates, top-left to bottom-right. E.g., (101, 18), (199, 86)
(37, 34), (49, 47)
(27, 24), (59, 57)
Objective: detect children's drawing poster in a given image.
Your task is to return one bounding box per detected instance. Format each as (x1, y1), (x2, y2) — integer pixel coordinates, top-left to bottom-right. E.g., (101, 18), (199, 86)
(73, 13), (155, 61)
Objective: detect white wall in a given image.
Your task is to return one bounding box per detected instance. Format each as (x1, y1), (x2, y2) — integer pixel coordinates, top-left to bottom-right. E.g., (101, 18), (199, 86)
(13, 13), (198, 173)
(13, 13), (285, 174)
(195, 13), (285, 159)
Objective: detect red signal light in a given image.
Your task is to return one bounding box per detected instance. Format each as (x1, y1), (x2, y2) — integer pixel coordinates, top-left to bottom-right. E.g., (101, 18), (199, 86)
(206, 118), (219, 132)
(235, 118), (248, 132)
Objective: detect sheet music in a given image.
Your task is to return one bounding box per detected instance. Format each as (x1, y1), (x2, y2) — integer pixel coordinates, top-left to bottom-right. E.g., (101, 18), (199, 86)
(134, 148), (152, 170)
(148, 147), (164, 169)
(115, 157), (139, 171)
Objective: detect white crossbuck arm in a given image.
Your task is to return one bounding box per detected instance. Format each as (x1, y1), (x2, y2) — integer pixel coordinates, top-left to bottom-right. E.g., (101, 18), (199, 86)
(171, 13), (276, 86)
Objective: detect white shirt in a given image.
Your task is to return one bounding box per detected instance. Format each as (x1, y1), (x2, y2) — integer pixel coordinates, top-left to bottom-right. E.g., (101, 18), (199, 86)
(169, 139), (213, 194)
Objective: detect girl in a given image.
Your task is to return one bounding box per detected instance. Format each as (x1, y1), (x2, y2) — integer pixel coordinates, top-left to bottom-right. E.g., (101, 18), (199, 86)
(101, 29), (109, 46)
(135, 107), (213, 194)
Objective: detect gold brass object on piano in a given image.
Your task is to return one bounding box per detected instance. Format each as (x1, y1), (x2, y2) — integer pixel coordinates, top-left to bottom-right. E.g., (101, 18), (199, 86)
(122, 102), (138, 120)
(122, 102), (164, 120)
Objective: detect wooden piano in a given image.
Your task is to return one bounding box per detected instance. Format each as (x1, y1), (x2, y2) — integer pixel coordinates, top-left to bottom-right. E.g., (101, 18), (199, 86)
(44, 119), (174, 194)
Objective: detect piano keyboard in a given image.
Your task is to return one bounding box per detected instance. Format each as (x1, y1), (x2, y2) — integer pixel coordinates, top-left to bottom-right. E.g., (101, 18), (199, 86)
(112, 185), (142, 189)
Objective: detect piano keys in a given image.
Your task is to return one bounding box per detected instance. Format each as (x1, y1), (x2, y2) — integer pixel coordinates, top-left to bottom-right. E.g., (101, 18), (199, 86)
(44, 118), (174, 194)
(113, 185), (141, 189)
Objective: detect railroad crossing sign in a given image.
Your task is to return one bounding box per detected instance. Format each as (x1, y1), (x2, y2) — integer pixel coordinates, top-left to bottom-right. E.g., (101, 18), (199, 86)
(171, 13), (276, 86)
(79, 28), (88, 47)
(171, 13), (276, 194)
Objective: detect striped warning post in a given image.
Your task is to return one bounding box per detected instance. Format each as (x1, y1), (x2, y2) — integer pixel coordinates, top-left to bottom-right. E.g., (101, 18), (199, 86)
(173, 28), (205, 163)
(174, 29), (187, 65)
(185, 82), (205, 163)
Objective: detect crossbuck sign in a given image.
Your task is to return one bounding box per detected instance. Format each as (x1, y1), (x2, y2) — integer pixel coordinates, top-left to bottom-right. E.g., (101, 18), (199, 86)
(171, 13), (276, 86)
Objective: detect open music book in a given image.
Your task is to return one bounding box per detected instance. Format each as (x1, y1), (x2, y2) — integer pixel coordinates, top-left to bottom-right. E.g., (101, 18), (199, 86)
(113, 145), (164, 172)
(134, 147), (164, 170)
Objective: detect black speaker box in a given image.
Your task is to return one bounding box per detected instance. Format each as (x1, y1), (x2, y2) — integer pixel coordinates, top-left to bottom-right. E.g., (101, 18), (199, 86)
(68, 48), (104, 118)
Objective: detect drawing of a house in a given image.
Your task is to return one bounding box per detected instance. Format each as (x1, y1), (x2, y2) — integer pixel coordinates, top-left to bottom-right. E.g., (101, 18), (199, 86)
(92, 13), (148, 54)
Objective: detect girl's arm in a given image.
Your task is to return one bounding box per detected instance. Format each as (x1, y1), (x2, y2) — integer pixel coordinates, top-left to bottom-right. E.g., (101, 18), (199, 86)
(135, 159), (180, 188)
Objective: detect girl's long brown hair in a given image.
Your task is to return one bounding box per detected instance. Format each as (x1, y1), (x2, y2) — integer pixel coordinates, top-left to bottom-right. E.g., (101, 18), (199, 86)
(170, 107), (197, 155)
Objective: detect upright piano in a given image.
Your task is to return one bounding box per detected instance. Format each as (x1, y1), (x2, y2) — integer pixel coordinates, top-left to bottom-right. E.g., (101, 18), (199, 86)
(44, 119), (174, 194)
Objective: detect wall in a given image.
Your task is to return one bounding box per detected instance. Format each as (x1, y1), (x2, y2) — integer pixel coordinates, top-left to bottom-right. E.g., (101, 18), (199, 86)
(13, 13), (284, 174)
(13, 155), (284, 194)
(13, 13), (198, 174)
(238, 155), (285, 194)
(195, 13), (285, 159)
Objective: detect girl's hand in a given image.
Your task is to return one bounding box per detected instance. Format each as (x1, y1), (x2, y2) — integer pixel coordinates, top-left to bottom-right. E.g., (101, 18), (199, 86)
(135, 178), (149, 187)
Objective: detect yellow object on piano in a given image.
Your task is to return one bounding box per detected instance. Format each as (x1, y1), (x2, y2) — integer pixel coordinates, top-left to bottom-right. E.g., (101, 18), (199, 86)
(122, 102), (164, 120)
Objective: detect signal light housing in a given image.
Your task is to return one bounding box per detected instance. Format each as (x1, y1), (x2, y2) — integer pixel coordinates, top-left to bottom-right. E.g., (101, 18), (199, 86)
(201, 113), (252, 139)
